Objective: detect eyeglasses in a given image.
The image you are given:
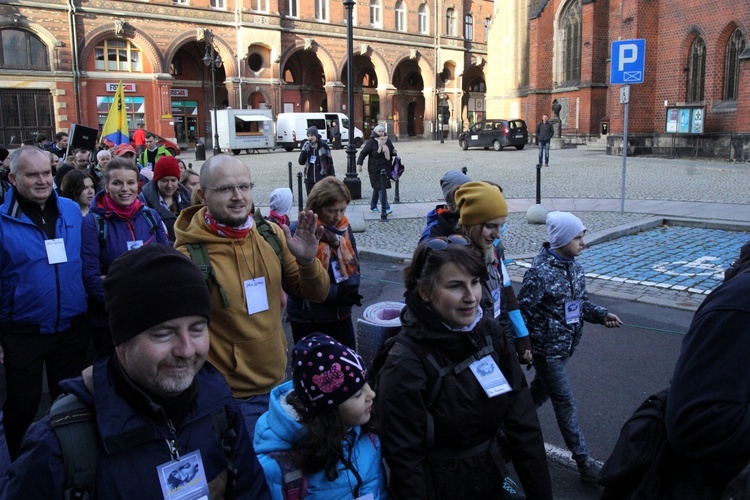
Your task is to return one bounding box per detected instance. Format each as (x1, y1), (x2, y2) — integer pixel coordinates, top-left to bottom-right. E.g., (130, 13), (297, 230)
(202, 183), (254, 194)
(425, 234), (471, 251)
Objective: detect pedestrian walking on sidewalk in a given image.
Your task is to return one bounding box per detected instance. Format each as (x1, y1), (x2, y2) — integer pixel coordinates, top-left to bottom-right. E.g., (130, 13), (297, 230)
(535, 114), (555, 167)
(517, 211), (622, 483)
(357, 125), (395, 215)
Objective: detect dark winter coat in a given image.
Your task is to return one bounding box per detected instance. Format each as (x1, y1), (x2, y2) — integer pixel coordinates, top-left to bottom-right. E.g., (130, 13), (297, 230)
(81, 191), (169, 327)
(376, 293), (552, 499)
(535, 121), (555, 142)
(517, 243), (608, 359)
(298, 136), (334, 187)
(285, 221), (360, 323)
(138, 180), (191, 242)
(7, 355), (271, 499)
(665, 271), (750, 496)
(357, 136), (395, 189)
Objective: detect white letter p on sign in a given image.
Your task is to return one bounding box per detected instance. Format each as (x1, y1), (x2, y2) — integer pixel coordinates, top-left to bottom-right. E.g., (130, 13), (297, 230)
(618, 44), (638, 71)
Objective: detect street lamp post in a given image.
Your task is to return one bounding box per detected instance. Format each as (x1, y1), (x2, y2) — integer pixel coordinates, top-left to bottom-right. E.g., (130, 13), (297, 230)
(343, 0), (361, 199)
(203, 32), (223, 156)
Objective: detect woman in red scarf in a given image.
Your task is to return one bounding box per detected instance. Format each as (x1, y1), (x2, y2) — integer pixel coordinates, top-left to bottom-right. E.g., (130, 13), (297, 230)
(81, 158), (169, 354)
(285, 177), (362, 349)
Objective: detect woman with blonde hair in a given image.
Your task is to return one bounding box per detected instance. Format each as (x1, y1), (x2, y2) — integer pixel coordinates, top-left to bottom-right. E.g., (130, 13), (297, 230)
(285, 176), (361, 349)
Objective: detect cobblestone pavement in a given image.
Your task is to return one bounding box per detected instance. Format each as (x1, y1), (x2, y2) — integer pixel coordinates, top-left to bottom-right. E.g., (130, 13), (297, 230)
(183, 141), (750, 311)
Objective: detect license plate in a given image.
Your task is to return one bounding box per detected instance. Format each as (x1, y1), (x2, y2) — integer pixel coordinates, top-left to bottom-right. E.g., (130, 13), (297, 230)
(515, 135), (524, 138)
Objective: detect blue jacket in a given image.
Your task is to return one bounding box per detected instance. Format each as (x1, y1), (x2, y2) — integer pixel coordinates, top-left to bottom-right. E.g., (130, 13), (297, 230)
(82, 191), (169, 325)
(517, 243), (608, 358)
(285, 222), (360, 323)
(254, 381), (387, 500)
(0, 188), (87, 334)
(7, 356), (271, 499)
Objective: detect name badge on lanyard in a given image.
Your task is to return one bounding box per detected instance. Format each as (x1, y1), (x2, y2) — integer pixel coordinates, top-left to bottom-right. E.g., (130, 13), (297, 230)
(491, 287), (501, 318)
(469, 356), (512, 398)
(157, 450), (210, 500)
(309, 155), (317, 164)
(45, 238), (68, 265)
(565, 299), (582, 324)
(244, 277), (270, 315)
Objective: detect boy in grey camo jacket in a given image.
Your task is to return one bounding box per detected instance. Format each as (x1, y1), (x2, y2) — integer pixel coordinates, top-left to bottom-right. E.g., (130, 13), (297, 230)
(518, 211), (622, 483)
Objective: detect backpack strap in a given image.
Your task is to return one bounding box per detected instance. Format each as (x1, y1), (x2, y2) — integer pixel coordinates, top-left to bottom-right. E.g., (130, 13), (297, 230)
(185, 243), (230, 308)
(253, 209), (284, 264)
(49, 393), (98, 500)
(141, 207), (159, 235)
(92, 212), (107, 248)
(212, 407), (238, 495)
(267, 450), (307, 500)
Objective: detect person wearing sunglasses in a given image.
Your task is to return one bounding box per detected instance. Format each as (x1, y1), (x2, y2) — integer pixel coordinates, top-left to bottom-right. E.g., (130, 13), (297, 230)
(375, 238), (552, 499)
(452, 181), (533, 365)
(285, 177), (361, 349)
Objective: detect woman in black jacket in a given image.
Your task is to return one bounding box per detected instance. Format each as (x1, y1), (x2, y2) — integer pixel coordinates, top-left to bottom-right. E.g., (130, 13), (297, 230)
(357, 125), (395, 214)
(376, 238), (552, 499)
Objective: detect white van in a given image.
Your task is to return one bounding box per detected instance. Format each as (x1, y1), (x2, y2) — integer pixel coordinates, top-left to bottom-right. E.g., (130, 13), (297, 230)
(212, 109), (275, 154)
(276, 112), (364, 152)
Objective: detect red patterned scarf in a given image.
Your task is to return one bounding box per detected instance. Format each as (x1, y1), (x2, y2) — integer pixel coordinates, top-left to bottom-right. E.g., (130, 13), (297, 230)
(204, 211), (253, 239)
(316, 215), (359, 280)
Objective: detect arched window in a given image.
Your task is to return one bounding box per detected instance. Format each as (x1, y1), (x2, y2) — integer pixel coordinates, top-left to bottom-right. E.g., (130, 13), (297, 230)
(370, 0), (382, 28)
(418, 4), (429, 35)
(94, 39), (142, 72)
(687, 36), (706, 103)
(724, 29), (745, 101)
(558, 0), (581, 85)
(446, 8), (456, 36)
(0, 29), (49, 70)
(395, 1), (407, 32)
(464, 14), (473, 41)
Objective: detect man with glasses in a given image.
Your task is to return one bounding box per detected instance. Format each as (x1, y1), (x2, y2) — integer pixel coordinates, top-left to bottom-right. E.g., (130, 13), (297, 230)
(173, 154), (329, 436)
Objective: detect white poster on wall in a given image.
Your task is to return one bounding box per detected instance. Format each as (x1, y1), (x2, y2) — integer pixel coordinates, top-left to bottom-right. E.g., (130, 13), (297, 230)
(283, 102), (294, 113)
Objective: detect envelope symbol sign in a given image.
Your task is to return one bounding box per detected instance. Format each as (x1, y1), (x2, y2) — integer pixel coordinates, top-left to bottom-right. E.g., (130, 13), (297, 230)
(624, 71), (642, 82)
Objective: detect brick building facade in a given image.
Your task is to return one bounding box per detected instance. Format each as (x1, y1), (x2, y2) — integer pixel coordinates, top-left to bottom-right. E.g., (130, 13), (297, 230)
(0, 0), (494, 150)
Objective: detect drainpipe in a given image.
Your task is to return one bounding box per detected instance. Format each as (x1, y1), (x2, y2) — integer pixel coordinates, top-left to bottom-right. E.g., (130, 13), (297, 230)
(66, 0), (82, 124)
(434, 0), (440, 140)
(235, 0), (243, 108)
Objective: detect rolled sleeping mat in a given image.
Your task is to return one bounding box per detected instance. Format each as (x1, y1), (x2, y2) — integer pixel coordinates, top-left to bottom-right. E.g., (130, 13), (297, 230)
(356, 301), (405, 368)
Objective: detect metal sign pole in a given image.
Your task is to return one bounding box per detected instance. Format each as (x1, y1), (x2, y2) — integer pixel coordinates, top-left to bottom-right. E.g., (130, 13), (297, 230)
(620, 85), (630, 214)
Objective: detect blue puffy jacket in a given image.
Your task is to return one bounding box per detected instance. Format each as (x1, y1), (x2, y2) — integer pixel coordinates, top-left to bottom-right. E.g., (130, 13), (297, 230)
(7, 356), (271, 499)
(254, 381), (387, 500)
(82, 191), (169, 314)
(0, 188), (87, 334)
(285, 222), (360, 323)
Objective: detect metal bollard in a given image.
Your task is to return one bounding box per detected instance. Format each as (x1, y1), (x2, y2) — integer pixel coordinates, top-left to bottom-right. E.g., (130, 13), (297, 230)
(380, 168), (388, 222)
(535, 163), (542, 204)
(188, 162), (193, 169)
(394, 175), (400, 204)
(288, 162), (293, 193)
(461, 166), (468, 176)
(297, 172), (304, 212)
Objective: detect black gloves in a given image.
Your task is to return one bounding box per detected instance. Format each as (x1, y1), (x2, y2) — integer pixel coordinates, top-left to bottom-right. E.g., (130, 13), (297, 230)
(336, 284), (363, 307)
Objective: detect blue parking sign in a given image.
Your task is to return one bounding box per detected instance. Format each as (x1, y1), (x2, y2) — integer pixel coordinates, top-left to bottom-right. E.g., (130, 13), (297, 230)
(611, 39), (646, 84)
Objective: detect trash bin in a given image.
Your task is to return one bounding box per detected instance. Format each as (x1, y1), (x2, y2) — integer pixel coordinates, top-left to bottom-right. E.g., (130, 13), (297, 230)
(195, 141), (206, 161)
(356, 301), (405, 367)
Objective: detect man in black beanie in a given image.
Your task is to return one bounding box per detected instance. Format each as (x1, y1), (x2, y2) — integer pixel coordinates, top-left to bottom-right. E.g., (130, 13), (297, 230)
(8, 245), (271, 499)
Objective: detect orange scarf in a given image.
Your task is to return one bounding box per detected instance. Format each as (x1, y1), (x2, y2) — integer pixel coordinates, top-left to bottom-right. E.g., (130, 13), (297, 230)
(316, 215), (359, 281)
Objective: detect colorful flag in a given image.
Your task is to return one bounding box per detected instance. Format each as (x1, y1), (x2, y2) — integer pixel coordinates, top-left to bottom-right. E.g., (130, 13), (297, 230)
(101, 81), (129, 146)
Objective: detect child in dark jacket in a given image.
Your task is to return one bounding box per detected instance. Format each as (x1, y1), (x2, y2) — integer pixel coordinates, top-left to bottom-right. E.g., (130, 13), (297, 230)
(518, 211), (622, 483)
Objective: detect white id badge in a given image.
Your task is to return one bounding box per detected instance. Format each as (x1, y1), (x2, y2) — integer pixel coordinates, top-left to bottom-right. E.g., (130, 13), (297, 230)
(469, 355), (511, 398)
(309, 155), (317, 164)
(244, 277), (269, 315)
(331, 260), (347, 283)
(491, 287), (501, 318)
(565, 299), (582, 324)
(156, 450), (210, 500)
(45, 238), (68, 265)
(356, 495), (375, 500)
(147, 162), (154, 170)
(127, 240), (144, 251)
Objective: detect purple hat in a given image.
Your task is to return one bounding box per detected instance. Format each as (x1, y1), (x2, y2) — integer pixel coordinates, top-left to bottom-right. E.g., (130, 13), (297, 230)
(292, 334), (367, 411)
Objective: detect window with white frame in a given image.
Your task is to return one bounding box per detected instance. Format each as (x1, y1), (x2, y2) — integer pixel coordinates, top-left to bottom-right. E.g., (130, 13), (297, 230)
(94, 39), (142, 72)
(484, 17), (492, 42)
(173, 0), (188, 4)
(464, 14), (473, 40)
(315, 0), (328, 21)
(251, 0), (268, 12)
(344, 2), (358, 25)
(287, 0), (298, 17)
(446, 9), (456, 36)
(210, 0), (225, 8)
(370, 0), (382, 28)
(395, 1), (406, 32)
(418, 4), (429, 34)
(724, 29), (746, 101)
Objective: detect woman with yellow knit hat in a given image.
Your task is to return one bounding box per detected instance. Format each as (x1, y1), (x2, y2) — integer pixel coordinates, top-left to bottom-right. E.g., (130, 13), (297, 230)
(453, 181), (533, 364)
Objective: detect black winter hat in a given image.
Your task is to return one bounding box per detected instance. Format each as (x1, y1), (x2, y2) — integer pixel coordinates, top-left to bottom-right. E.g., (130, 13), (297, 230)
(306, 126), (319, 137)
(104, 245), (211, 345)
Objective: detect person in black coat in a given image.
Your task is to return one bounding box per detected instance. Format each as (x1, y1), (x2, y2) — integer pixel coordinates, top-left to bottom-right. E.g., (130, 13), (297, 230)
(357, 125), (396, 214)
(298, 126), (334, 195)
(376, 240), (553, 499)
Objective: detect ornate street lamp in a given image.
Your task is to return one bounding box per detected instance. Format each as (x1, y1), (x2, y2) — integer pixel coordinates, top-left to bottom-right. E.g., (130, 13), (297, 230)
(203, 31), (223, 156)
(343, 0), (361, 199)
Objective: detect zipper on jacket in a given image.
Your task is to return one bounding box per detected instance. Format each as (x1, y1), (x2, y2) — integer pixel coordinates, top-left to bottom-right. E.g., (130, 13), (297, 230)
(165, 419), (180, 460)
(342, 433), (363, 497)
